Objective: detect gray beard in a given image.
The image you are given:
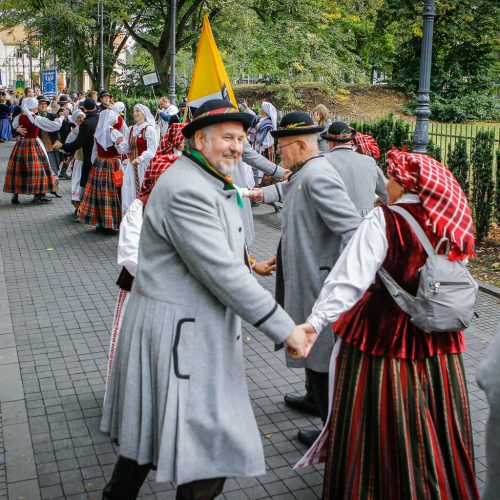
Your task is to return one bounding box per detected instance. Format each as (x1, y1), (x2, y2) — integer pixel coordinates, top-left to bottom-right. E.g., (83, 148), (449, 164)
(215, 161), (235, 177)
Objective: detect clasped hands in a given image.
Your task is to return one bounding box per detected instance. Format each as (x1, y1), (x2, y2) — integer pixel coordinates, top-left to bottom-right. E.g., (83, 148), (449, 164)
(284, 323), (317, 359)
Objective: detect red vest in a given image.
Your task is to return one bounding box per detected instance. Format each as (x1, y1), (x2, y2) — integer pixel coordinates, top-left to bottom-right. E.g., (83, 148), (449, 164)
(334, 203), (465, 359)
(19, 114), (39, 139)
(128, 126), (149, 160)
(96, 143), (120, 159)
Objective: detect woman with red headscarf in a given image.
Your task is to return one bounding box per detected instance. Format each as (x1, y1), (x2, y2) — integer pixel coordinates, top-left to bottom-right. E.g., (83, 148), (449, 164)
(297, 149), (479, 499)
(105, 123), (185, 387)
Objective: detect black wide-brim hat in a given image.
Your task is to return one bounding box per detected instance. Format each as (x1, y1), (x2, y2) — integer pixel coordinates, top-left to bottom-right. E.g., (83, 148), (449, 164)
(182, 99), (253, 138)
(320, 121), (356, 142)
(271, 112), (324, 139)
(99, 90), (111, 100)
(36, 95), (51, 104)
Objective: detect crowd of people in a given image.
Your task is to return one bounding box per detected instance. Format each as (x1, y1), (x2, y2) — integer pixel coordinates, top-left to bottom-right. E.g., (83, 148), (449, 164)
(1, 88), (496, 500)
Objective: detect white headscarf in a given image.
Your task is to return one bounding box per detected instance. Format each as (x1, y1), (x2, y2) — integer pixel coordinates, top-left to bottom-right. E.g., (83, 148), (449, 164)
(134, 104), (155, 127)
(70, 109), (85, 125)
(261, 101), (277, 130)
(22, 97), (39, 112)
(94, 109), (119, 150)
(111, 102), (125, 113)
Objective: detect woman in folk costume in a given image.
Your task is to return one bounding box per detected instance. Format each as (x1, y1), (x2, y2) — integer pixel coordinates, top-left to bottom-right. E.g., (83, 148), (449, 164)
(105, 122), (185, 386)
(352, 129), (381, 159)
(79, 109), (123, 233)
(118, 104), (158, 214)
(65, 109), (86, 211)
(298, 148), (479, 499)
(3, 97), (62, 204)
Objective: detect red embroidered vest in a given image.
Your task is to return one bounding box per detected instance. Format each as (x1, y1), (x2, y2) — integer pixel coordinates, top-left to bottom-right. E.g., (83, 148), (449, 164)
(96, 143), (120, 159)
(128, 126), (149, 161)
(334, 203), (465, 359)
(19, 114), (39, 139)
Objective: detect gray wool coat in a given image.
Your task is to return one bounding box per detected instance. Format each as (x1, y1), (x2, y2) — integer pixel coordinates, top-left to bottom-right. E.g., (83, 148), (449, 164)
(100, 154), (295, 484)
(477, 322), (500, 500)
(263, 156), (361, 372)
(324, 146), (387, 215)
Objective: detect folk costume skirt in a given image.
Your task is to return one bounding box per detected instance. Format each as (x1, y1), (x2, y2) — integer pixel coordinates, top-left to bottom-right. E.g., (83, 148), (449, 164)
(3, 138), (55, 195)
(323, 341), (479, 500)
(79, 157), (122, 229)
(70, 159), (83, 203)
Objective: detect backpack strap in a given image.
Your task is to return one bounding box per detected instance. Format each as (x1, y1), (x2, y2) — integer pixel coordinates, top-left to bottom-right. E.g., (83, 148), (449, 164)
(387, 205), (436, 256)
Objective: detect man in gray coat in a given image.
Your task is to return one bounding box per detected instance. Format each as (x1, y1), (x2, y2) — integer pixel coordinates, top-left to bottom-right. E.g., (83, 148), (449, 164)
(322, 121), (387, 213)
(100, 100), (314, 500)
(253, 112), (362, 446)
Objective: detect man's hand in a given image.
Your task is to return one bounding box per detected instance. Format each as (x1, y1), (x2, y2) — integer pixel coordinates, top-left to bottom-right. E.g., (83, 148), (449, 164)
(284, 325), (311, 359)
(115, 136), (124, 145)
(298, 323), (319, 357)
(132, 157), (141, 166)
(283, 169), (292, 180)
(249, 188), (263, 202)
(16, 126), (27, 136)
(253, 255), (276, 276)
(53, 141), (63, 150)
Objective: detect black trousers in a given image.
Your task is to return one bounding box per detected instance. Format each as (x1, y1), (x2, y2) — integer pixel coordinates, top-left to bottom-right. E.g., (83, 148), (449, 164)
(102, 456), (226, 500)
(305, 368), (329, 424)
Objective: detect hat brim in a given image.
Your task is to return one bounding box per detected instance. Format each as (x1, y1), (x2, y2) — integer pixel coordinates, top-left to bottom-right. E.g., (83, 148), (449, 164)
(271, 126), (324, 139)
(183, 112), (254, 138)
(319, 131), (356, 142)
(37, 99), (50, 104)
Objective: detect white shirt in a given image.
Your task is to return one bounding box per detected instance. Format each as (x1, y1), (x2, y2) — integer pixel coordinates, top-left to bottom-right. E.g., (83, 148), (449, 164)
(117, 198), (143, 276)
(307, 194), (420, 334)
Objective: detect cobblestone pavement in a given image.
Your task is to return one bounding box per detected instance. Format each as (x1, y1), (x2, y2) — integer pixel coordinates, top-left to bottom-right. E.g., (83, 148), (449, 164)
(0, 140), (498, 499)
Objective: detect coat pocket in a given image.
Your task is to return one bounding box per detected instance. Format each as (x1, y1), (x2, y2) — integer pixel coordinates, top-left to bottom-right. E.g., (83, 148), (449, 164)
(173, 317), (195, 379)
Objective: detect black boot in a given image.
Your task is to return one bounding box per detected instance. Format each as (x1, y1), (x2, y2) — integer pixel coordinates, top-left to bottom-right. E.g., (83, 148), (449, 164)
(51, 191), (62, 198)
(102, 456), (151, 500)
(11, 194), (19, 204)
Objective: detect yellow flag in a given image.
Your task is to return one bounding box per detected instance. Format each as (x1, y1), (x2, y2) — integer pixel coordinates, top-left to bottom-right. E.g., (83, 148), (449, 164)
(187, 15), (237, 108)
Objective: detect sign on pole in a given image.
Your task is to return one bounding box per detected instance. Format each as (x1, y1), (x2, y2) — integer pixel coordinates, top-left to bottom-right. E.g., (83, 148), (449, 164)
(141, 71), (160, 87)
(41, 69), (57, 98)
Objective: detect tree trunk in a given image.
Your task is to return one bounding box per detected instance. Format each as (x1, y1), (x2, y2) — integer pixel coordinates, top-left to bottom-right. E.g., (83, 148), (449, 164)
(152, 51), (171, 94)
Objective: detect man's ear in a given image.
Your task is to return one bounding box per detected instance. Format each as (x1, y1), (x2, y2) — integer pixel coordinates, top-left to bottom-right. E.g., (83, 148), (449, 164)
(194, 130), (204, 150)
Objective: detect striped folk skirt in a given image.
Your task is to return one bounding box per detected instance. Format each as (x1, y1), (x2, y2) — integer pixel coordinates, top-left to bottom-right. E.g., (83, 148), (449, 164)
(3, 138), (55, 195)
(79, 157), (121, 229)
(323, 341), (479, 500)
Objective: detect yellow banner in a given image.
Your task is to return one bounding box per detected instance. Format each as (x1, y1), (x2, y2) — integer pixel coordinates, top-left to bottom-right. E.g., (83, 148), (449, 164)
(187, 15), (237, 108)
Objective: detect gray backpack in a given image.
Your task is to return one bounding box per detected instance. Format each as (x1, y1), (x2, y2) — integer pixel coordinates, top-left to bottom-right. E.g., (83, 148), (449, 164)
(377, 205), (478, 333)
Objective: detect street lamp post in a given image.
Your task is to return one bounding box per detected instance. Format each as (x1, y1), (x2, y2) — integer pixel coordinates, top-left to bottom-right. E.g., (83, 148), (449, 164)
(168, 0), (177, 105)
(98, 0), (104, 91)
(413, 0), (436, 153)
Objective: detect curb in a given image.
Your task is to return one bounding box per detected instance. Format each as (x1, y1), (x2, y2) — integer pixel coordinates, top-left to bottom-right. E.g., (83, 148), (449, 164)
(478, 281), (500, 299)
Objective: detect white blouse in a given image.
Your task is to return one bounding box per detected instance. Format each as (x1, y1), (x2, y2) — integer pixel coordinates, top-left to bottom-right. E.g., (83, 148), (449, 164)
(117, 198), (144, 276)
(307, 194), (421, 334)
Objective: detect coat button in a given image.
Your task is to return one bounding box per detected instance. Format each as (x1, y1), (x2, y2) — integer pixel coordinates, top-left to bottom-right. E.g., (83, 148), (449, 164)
(238, 227), (242, 232)
(226, 194), (231, 199)
(236, 335), (241, 341)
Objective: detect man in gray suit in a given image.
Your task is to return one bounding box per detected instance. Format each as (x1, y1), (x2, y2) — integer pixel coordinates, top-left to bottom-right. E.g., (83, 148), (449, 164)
(253, 112), (362, 446)
(101, 100), (314, 499)
(322, 121), (387, 213)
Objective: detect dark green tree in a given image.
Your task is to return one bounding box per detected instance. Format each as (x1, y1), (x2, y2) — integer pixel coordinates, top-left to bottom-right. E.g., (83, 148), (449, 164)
(447, 138), (469, 195)
(471, 131), (495, 243)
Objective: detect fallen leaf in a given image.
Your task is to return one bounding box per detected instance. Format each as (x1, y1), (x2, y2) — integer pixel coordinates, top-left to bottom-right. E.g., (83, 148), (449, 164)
(46, 248), (54, 251)
(264, 433), (273, 440)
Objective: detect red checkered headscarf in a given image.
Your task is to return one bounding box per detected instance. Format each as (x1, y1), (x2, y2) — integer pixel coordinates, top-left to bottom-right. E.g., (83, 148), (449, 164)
(139, 123), (186, 205)
(157, 123), (185, 155)
(353, 132), (380, 159)
(386, 148), (475, 261)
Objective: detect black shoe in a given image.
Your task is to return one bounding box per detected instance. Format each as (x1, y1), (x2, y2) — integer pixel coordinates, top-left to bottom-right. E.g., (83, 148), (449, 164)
(72, 215), (80, 223)
(297, 429), (321, 447)
(51, 191), (62, 198)
(11, 194), (19, 204)
(39, 195), (52, 203)
(284, 393), (320, 417)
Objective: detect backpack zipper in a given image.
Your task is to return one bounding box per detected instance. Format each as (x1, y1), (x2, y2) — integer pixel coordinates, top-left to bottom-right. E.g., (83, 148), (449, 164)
(432, 281), (470, 290)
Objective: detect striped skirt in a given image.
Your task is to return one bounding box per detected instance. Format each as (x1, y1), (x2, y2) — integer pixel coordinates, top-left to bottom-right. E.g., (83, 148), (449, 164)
(79, 157), (121, 229)
(323, 341), (479, 500)
(3, 138), (55, 195)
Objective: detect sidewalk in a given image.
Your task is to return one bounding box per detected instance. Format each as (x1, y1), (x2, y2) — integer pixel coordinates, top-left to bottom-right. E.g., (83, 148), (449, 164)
(0, 140), (498, 499)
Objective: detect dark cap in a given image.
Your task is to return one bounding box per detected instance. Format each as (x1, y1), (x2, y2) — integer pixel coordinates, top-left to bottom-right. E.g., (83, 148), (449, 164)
(36, 95), (51, 104)
(82, 98), (96, 111)
(182, 99), (253, 139)
(271, 112), (324, 139)
(320, 121), (356, 142)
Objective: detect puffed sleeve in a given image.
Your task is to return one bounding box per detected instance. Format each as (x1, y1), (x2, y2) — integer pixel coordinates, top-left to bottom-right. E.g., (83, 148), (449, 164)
(117, 199), (144, 276)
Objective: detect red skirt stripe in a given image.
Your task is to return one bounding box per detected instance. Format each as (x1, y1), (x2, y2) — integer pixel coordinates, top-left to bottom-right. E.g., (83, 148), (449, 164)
(3, 138), (55, 194)
(79, 157), (122, 229)
(323, 341), (479, 500)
